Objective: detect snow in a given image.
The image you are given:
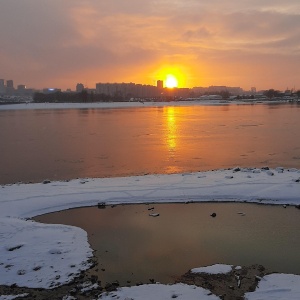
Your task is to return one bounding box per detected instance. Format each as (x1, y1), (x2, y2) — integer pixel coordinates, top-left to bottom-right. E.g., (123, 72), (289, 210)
(191, 264), (233, 275)
(0, 99), (287, 111)
(99, 283), (221, 300)
(244, 274), (300, 300)
(1, 167), (300, 219)
(0, 294), (28, 300)
(1, 167), (300, 298)
(0, 218), (93, 289)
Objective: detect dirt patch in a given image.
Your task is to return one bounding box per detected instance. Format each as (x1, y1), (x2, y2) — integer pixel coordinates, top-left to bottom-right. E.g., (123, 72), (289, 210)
(0, 264), (271, 299)
(177, 264), (270, 300)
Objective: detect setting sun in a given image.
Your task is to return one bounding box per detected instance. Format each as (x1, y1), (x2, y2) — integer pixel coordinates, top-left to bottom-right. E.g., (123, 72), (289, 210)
(165, 75), (178, 88)
(153, 65), (188, 89)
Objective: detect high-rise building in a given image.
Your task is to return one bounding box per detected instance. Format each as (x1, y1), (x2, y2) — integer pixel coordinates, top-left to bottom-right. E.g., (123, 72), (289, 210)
(0, 79), (5, 94)
(6, 80), (15, 95)
(76, 83), (85, 93)
(157, 80), (163, 90)
(7, 80), (14, 89)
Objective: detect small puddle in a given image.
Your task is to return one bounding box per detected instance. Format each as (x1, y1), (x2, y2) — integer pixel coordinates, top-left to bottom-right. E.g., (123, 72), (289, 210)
(34, 203), (300, 286)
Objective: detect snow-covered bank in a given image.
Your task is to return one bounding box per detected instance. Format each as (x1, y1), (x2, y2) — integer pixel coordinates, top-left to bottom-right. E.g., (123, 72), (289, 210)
(1, 167), (299, 219)
(1, 167), (300, 298)
(0, 218), (92, 289)
(244, 274), (300, 300)
(99, 283), (221, 300)
(98, 268), (300, 300)
(0, 99), (291, 111)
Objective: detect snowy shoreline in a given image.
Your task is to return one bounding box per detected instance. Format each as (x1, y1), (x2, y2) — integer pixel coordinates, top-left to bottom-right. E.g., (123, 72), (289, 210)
(0, 99), (295, 111)
(1, 167), (300, 299)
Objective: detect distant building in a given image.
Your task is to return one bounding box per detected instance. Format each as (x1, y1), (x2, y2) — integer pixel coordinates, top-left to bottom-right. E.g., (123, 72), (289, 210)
(17, 85), (26, 96)
(76, 83), (85, 93)
(0, 79), (5, 95)
(6, 80), (14, 89)
(251, 87), (256, 94)
(157, 80), (163, 90)
(192, 85), (243, 96)
(6, 80), (15, 95)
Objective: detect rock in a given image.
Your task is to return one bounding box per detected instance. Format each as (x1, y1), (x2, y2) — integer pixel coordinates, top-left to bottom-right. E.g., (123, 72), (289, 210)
(105, 283), (117, 292)
(104, 281), (119, 292)
(111, 280), (120, 287)
(69, 288), (77, 295)
(91, 275), (99, 284)
(97, 202), (106, 209)
(149, 213), (160, 217)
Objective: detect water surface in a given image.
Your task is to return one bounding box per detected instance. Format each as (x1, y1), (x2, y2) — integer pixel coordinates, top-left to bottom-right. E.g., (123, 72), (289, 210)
(1, 103), (300, 184)
(35, 203), (300, 286)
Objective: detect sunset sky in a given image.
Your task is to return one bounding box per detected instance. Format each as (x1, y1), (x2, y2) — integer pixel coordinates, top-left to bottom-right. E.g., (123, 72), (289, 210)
(1, 0), (300, 91)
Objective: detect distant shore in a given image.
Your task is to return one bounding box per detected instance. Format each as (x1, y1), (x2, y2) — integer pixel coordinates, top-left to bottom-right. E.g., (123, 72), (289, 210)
(0, 99), (299, 111)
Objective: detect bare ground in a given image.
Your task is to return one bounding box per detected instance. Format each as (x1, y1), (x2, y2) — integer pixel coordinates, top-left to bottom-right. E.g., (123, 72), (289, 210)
(0, 263), (270, 299)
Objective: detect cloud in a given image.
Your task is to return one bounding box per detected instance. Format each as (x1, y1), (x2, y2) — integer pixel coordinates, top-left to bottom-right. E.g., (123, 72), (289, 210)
(0, 0), (300, 90)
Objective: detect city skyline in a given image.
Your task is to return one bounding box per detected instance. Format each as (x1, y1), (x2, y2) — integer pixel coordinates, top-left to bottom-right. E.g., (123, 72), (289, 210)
(1, 1), (300, 91)
(1, 76), (298, 97)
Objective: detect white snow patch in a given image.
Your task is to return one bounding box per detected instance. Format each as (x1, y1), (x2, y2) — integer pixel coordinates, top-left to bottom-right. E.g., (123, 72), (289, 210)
(191, 264), (233, 275)
(0, 294), (28, 300)
(245, 273), (300, 300)
(78, 281), (99, 293)
(62, 296), (77, 300)
(99, 283), (221, 299)
(0, 217), (93, 289)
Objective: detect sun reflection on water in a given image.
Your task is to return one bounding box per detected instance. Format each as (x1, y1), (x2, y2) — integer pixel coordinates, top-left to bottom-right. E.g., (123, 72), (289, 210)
(165, 107), (177, 152)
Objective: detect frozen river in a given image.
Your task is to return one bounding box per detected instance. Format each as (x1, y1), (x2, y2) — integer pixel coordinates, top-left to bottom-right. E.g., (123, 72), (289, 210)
(1, 102), (300, 184)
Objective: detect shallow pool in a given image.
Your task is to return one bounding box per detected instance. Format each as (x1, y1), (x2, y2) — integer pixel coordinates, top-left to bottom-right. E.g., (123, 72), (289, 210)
(35, 203), (300, 286)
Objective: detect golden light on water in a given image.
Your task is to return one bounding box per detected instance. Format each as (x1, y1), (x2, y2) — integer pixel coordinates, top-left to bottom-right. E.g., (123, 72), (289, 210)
(165, 107), (177, 151)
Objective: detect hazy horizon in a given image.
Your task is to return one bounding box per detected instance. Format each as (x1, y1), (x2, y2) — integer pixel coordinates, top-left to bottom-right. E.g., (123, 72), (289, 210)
(1, 0), (300, 91)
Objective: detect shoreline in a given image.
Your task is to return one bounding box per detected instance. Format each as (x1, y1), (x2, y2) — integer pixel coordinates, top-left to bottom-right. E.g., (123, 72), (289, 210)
(0, 263), (272, 300)
(0, 99), (298, 112)
(1, 167), (300, 299)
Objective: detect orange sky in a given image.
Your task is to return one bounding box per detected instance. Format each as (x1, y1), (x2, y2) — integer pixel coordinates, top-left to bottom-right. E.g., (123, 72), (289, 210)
(1, 1), (300, 91)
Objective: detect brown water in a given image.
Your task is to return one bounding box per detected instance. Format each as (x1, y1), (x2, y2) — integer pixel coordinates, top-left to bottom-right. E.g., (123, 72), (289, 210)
(1, 103), (300, 184)
(35, 203), (300, 286)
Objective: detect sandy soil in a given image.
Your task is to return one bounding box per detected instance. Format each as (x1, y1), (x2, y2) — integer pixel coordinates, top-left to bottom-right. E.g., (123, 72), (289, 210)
(0, 261), (270, 300)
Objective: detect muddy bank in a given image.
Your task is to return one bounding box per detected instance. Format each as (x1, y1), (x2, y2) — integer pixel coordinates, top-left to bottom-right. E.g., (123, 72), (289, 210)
(177, 264), (269, 300)
(0, 263), (270, 299)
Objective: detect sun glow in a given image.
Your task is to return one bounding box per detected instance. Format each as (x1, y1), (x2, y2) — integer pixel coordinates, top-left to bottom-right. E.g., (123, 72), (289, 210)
(165, 75), (178, 88)
(153, 65), (187, 88)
